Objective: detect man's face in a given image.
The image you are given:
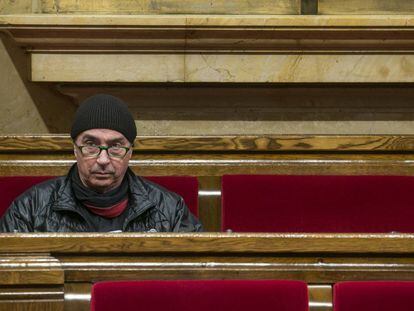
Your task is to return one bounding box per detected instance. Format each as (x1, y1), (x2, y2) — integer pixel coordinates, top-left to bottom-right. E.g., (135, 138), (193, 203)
(74, 128), (132, 193)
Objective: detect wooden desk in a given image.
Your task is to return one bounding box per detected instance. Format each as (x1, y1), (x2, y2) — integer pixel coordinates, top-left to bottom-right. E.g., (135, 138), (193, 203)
(0, 233), (413, 311)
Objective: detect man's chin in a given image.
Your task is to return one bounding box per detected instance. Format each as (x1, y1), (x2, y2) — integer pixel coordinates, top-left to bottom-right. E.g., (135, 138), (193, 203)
(88, 177), (115, 191)
(93, 173), (112, 180)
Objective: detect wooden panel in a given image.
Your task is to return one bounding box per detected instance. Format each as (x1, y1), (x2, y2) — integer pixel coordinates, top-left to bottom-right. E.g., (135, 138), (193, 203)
(55, 255), (414, 283)
(0, 300), (63, 311)
(39, 0), (300, 15)
(308, 285), (332, 311)
(1, 233), (414, 254)
(2, 135), (414, 152)
(197, 176), (221, 231)
(2, 135), (414, 230)
(2, 153), (414, 177)
(0, 286), (63, 300)
(64, 283), (91, 311)
(319, 0), (414, 15)
(0, 234), (413, 310)
(0, 255), (63, 285)
(0, 254), (64, 311)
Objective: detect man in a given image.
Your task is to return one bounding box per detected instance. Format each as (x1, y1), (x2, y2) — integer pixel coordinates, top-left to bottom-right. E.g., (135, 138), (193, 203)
(0, 94), (202, 232)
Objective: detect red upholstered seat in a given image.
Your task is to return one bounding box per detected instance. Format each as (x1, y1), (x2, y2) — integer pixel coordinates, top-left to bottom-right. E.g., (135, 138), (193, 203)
(334, 281), (414, 311)
(222, 175), (414, 232)
(0, 176), (198, 218)
(0, 176), (54, 218)
(91, 280), (309, 311)
(145, 176), (198, 216)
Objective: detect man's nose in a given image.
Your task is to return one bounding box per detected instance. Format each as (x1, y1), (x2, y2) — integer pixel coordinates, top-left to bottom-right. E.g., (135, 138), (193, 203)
(96, 149), (111, 165)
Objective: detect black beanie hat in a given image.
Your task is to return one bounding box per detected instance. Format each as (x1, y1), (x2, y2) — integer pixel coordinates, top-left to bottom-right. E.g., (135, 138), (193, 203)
(70, 94), (137, 144)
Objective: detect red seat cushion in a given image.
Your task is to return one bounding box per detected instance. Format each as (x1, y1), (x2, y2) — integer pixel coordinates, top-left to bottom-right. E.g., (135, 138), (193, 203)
(334, 281), (414, 311)
(0, 176), (198, 218)
(91, 280), (308, 311)
(222, 175), (414, 232)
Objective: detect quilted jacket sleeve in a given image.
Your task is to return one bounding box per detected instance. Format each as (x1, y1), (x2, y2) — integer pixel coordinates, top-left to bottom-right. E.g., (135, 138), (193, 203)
(172, 197), (203, 232)
(0, 198), (34, 232)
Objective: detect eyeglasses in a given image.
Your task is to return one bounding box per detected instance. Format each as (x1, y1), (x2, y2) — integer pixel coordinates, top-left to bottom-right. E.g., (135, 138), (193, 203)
(75, 144), (131, 159)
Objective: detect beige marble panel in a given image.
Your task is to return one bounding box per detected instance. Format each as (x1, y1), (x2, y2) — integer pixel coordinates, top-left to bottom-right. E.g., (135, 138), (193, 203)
(137, 120), (414, 135)
(0, 34), (76, 133)
(39, 0), (299, 15)
(185, 54), (414, 83)
(0, 14), (188, 26)
(31, 53), (414, 83)
(0, 0), (35, 14)
(31, 53), (185, 82)
(319, 0), (414, 15)
(185, 15), (414, 27)
(2, 15), (414, 27)
(0, 36), (47, 133)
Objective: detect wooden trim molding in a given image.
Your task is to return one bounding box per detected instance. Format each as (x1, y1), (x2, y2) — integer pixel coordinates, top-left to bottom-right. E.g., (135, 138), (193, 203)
(1, 233), (412, 310)
(2, 135), (414, 153)
(1, 232), (413, 254)
(2, 15), (414, 83)
(1, 15), (414, 52)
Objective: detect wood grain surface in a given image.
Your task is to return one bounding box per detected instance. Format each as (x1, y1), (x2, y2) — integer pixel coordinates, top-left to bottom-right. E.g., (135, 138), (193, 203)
(2, 135), (414, 152)
(2, 135), (414, 230)
(0, 233), (413, 311)
(0, 233), (413, 253)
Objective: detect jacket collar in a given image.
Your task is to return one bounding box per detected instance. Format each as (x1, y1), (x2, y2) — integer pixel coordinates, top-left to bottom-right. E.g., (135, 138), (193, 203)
(51, 165), (156, 228)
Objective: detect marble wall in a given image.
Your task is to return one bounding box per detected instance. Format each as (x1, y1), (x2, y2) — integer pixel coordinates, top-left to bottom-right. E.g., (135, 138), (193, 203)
(0, 34), (75, 133)
(1, 0), (414, 135)
(2, 33), (414, 135)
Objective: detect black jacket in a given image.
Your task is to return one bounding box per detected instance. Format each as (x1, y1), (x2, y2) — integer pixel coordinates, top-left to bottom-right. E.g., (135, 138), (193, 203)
(0, 169), (202, 232)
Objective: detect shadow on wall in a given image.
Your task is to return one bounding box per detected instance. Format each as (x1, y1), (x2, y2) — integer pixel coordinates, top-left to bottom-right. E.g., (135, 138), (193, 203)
(59, 83), (414, 122)
(0, 33), (76, 133)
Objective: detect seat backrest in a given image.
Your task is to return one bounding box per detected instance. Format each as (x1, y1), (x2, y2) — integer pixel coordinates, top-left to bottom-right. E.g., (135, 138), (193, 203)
(0, 176), (54, 218)
(222, 174), (414, 232)
(334, 281), (414, 311)
(0, 175), (198, 218)
(91, 279), (309, 311)
(144, 176), (198, 216)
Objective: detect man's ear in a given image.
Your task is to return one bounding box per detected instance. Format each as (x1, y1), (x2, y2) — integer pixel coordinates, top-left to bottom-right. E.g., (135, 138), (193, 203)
(73, 143), (79, 157)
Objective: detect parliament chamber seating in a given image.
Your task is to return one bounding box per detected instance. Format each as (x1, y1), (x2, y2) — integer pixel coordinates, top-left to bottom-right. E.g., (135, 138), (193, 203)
(0, 175), (199, 218)
(222, 175), (414, 233)
(1, 135), (414, 311)
(91, 280), (309, 311)
(1, 0), (414, 308)
(333, 281), (414, 311)
(0, 176), (54, 217)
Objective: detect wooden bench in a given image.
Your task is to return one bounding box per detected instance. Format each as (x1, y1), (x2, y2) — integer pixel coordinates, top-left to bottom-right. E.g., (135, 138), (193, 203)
(0, 232), (413, 311)
(2, 135), (414, 231)
(0, 175), (199, 218)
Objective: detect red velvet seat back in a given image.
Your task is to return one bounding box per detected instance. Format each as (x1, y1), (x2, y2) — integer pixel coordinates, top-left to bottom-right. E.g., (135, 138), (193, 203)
(0, 176), (54, 218)
(145, 176), (198, 216)
(0, 176), (198, 218)
(222, 175), (414, 232)
(334, 281), (414, 311)
(91, 280), (309, 311)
